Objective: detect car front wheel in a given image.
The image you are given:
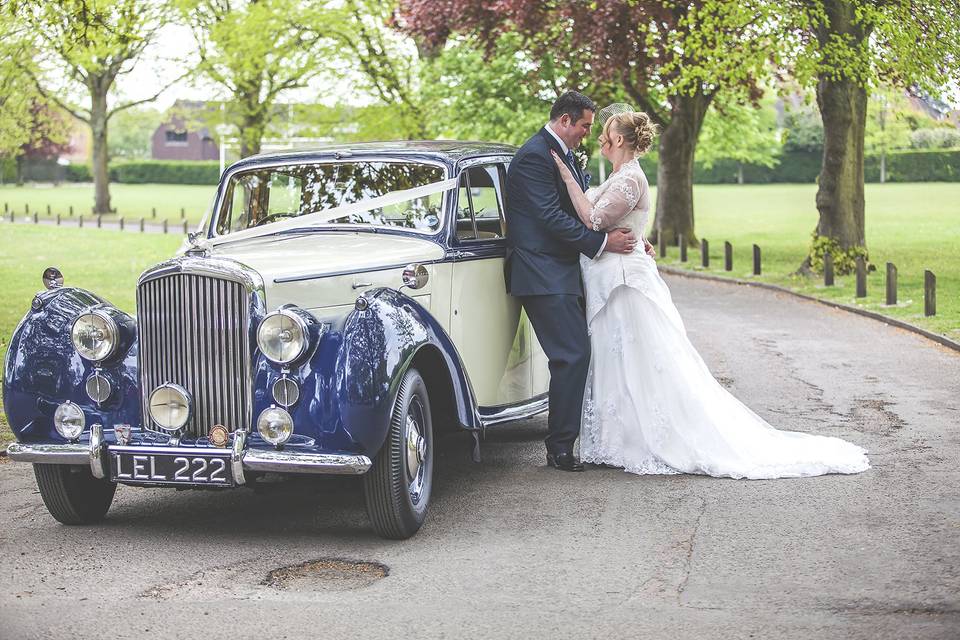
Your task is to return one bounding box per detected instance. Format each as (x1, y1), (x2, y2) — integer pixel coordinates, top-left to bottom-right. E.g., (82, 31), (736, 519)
(33, 464), (117, 525)
(363, 367), (434, 539)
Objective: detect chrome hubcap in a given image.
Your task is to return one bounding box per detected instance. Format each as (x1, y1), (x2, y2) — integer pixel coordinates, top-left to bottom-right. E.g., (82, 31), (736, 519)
(404, 398), (428, 503)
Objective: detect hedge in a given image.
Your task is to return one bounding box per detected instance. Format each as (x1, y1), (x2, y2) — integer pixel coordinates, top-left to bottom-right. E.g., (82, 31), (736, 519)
(108, 160), (220, 185)
(38, 148), (960, 187)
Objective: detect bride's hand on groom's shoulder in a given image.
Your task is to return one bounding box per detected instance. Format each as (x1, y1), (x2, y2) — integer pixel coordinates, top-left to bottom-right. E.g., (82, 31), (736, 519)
(550, 150), (576, 184)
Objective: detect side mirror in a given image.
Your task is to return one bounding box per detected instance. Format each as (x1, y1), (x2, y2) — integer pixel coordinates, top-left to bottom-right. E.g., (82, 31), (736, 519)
(401, 263), (429, 290)
(42, 267), (64, 290)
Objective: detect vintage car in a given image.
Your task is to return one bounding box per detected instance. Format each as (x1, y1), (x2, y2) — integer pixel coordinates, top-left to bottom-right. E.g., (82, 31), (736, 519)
(4, 142), (551, 539)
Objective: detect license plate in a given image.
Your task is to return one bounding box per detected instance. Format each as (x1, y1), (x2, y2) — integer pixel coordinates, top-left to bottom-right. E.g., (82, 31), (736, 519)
(110, 451), (233, 486)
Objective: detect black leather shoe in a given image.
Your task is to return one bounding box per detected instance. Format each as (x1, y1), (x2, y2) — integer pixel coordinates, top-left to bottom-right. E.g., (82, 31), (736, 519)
(546, 451), (584, 472)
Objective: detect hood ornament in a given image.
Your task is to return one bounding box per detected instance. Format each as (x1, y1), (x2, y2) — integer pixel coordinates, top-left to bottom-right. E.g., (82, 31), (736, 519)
(185, 232), (212, 257)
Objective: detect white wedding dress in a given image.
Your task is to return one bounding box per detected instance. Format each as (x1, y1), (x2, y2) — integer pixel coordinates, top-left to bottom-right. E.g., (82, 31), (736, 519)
(578, 159), (870, 478)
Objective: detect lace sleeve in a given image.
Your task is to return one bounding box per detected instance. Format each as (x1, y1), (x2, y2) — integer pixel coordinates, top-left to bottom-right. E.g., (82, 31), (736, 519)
(588, 175), (642, 231)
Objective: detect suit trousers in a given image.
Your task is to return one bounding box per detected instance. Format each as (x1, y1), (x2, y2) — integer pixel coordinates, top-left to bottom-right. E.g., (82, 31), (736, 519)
(519, 294), (591, 455)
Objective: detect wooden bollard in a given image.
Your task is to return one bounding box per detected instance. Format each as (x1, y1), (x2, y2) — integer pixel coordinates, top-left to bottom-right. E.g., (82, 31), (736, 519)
(79, 215), (84, 228)
(752, 244), (761, 275)
(724, 241), (732, 271)
(3, 202), (7, 213)
(56, 214), (61, 226)
(96, 215), (102, 228)
(182, 219), (189, 234)
(152, 207), (156, 218)
(925, 270), (936, 316)
(679, 235), (687, 262)
(885, 262), (897, 305)
(162, 219), (168, 234)
(855, 256), (867, 297)
(180, 207), (185, 219)
(25, 203), (29, 214)
(139, 217), (145, 232)
(33, 212), (38, 224)
(7, 210), (13, 223)
(46, 204), (51, 215)
(69, 205), (73, 217)
(119, 217), (125, 231)
(824, 252), (834, 286)
(701, 239), (709, 268)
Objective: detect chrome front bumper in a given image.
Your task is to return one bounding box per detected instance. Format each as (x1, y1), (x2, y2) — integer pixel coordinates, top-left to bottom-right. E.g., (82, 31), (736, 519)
(6, 424), (372, 484)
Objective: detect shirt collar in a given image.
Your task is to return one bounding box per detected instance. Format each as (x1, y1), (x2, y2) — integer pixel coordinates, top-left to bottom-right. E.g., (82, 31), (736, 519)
(544, 123), (569, 156)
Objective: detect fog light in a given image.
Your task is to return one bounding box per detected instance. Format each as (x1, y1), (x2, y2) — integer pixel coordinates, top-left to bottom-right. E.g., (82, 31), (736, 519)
(148, 383), (191, 432)
(257, 406), (293, 446)
(85, 372), (112, 404)
(54, 401), (85, 440)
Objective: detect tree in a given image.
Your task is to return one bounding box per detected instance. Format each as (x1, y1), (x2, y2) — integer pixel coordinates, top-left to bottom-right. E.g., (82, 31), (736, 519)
(399, 0), (778, 245)
(16, 101), (72, 185)
(786, 0), (960, 273)
(109, 106), (161, 160)
(178, 0), (334, 158)
(19, 0), (177, 213)
(0, 12), (43, 158)
(697, 91), (783, 184)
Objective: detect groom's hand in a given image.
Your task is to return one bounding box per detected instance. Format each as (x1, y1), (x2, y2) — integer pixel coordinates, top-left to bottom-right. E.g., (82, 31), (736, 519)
(606, 228), (638, 254)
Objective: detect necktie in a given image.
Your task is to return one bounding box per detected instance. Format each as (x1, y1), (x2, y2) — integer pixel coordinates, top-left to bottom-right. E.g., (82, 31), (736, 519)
(565, 150), (575, 167)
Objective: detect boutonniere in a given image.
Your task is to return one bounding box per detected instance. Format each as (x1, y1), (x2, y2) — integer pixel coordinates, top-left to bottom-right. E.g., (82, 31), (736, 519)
(573, 148), (589, 172)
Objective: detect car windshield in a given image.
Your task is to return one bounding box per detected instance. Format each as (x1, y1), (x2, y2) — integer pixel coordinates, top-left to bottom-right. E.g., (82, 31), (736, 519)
(215, 161), (446, 236)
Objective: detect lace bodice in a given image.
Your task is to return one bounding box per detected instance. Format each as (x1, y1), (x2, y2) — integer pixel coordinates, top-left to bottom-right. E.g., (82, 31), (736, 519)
(585, 159), (651, 237)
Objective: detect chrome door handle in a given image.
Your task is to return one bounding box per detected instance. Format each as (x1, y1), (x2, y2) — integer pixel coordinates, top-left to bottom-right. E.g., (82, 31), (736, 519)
(352, 282), (373, 289)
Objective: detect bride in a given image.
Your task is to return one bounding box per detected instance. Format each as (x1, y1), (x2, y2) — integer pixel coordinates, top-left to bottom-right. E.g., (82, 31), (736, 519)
(550, 105), (870, 479)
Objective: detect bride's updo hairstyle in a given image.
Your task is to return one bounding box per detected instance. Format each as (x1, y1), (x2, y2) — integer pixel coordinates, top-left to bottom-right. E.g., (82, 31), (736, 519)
(608, 112), (658, 155)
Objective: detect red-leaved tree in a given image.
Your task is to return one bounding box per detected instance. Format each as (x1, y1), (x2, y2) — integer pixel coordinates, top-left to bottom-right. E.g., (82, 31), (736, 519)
(399, 0), (776, 244)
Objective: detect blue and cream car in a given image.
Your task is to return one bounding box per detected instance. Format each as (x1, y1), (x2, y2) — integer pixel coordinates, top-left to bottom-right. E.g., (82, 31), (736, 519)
(3, 142), (550, 539)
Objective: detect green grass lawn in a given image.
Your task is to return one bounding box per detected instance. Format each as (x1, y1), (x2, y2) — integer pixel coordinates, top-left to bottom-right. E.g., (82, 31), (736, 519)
(0, 182), (957, 446)
(650, 182), (960, 341)
(0, 182), (217, 224)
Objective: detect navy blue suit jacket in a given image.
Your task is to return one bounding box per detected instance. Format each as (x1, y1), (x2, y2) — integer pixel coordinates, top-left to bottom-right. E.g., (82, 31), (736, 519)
(504, 128), (606, 297)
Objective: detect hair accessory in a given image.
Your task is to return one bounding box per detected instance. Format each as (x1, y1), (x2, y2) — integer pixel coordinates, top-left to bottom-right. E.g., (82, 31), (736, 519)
(596, 103), (636, 128)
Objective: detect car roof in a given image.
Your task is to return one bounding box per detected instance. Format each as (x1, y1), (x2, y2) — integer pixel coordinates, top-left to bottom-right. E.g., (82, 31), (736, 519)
(230, 140), (517, 171)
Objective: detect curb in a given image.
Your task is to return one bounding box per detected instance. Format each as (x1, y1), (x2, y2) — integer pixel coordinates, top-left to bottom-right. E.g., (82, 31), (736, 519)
(658, 265), (960, 354)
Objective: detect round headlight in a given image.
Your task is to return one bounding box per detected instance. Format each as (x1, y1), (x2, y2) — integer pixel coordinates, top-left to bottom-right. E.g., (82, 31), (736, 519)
(257, 406), (294, 446)
(85, 372), (112, 404)
(257, 310), (308, 365)
(54, 401), (85, 440)
(148, 383), (192, 432)
(71, 311), (118, 362)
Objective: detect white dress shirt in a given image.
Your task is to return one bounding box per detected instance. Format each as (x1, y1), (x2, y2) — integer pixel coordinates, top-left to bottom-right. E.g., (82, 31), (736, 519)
(545, 123), (606, 258)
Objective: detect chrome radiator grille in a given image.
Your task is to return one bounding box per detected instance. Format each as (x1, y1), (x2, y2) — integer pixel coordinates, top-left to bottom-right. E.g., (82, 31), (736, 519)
(137, 273), (252, 437)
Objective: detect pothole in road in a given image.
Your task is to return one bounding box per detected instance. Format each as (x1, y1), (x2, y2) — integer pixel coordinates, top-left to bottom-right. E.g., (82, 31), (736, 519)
(263, 558), (388, 592)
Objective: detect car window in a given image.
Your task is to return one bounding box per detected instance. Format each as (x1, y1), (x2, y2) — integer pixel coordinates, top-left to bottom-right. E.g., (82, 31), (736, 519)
(454, 164), (505, 242)
(215, 161), (446, 235)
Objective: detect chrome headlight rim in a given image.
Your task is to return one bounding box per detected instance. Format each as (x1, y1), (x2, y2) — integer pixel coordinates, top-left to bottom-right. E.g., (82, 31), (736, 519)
(71, 309), (119, 363)
(257, 308), (310, 365)
(147, 383), (193, 433)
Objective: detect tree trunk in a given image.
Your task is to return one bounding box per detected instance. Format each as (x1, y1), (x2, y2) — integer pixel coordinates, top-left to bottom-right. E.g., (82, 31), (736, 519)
(813, 76), (867, 248)
(801, 0), (872, 273)
(90, 90), (111, 214)
(650, 90), (710, 246)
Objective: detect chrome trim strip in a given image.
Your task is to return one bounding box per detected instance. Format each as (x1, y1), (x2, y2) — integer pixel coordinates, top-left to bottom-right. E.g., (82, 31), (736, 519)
(89, 424), (106, 479)
(273, 259), (442, 284)
(242, 450), (372, 475)
(108, 445), (233, 457)
(457, 155), (514, 169)
(479, 394), (549, 427)
(6, 442), (89, 464)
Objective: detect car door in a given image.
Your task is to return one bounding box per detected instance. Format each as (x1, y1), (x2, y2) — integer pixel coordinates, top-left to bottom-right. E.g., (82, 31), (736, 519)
(448, 159), (549, 408)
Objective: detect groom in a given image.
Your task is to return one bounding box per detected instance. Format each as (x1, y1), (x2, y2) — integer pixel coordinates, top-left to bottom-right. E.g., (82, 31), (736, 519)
(505, 91), (638, 472)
